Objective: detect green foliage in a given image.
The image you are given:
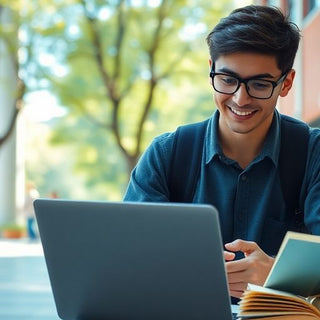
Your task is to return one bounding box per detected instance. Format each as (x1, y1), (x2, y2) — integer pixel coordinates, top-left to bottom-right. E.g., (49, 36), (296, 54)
(0, 223), (25, 232)
(6, 0), (237, 200)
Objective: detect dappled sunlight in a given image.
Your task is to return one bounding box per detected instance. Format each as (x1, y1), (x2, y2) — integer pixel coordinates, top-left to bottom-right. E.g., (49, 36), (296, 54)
(1, 0), (237, 204)
(24, 91), (67, 122)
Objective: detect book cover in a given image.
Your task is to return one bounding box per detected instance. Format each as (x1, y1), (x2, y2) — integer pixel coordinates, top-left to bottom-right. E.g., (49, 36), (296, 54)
(264, 231), (320, 297)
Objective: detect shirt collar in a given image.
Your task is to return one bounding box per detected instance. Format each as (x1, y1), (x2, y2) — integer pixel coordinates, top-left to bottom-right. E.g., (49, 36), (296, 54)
(205, 109), (281, 166)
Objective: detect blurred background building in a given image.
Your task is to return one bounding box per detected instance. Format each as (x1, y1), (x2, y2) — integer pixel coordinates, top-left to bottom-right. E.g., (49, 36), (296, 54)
(256, 0), (320, 125)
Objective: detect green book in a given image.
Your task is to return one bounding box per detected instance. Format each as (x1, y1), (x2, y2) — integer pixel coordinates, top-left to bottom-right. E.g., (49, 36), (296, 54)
(264, 231), (320, 297)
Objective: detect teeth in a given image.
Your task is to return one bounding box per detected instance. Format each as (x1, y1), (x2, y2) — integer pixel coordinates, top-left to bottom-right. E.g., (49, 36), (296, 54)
(230, 108), (253, 116)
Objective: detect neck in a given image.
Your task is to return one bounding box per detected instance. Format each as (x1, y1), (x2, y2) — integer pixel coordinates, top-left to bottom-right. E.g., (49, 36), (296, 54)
(218, 119), (273, 169)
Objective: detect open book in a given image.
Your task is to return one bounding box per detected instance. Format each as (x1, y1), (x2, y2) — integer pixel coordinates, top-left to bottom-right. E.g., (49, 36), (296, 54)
(238, 284), (320, 319)
(238, 231), (320, 319)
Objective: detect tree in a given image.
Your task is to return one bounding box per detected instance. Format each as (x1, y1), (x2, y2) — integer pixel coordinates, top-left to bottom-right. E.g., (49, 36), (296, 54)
(0, 4), (25, 147)
(1, 0), (235, 199)
(46, 0), (232, 195)
(0, 0), (63, 147)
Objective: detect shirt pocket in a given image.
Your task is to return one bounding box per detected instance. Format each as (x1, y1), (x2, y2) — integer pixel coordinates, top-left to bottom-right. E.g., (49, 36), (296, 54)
(260, 217), (291, 256)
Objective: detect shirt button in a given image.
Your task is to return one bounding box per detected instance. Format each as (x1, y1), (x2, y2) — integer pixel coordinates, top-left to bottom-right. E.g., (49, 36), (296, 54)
(241, 175), (247, 181)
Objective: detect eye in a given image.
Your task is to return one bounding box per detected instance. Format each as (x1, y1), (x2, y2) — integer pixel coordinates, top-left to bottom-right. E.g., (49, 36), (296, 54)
(219, 75), (238, 86)
(249, 80), (273, 91)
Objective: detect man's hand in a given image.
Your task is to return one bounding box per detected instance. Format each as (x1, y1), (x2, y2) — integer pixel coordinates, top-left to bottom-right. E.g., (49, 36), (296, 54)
(224, 239), (275, 298)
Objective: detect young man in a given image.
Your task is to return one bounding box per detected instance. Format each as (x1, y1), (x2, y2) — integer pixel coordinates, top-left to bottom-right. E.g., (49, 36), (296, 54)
(123, 5), (320, 298)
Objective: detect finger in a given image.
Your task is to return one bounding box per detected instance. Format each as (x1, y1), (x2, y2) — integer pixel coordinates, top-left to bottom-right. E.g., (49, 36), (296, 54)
(224, 250), (236, 261)
(228, 281), (247, 298)
(225, 258), (248, 273)
(225, 239), (257, 255)
(228, 281), (248, 292)
(229, 288), (246, 298)
(227, 267), (247, 282)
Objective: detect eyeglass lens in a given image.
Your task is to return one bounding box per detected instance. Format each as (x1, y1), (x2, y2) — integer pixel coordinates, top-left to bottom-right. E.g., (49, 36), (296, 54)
(213, 74), (275, 99)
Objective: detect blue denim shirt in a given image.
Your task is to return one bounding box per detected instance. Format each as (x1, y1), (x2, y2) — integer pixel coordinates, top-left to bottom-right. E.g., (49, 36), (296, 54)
(124, 110), (320, 255)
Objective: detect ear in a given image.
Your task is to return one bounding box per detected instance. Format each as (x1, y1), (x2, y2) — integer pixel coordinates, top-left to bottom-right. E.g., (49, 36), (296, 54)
(279, 69), (295, 97)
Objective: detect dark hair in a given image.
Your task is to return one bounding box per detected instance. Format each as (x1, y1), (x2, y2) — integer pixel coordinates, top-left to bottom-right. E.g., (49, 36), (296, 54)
(206, 5), (301, 73)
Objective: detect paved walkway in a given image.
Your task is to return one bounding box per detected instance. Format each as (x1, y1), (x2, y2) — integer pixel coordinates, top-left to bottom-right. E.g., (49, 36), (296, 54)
(0, 238), (59, 320)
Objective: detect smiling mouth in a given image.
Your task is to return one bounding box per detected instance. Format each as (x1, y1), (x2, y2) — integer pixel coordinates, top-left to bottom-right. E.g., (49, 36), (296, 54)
(230, 107), (256, 116)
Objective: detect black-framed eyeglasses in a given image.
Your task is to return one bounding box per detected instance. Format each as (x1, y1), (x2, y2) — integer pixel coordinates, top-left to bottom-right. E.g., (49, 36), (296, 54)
(209, 68), (288, 100)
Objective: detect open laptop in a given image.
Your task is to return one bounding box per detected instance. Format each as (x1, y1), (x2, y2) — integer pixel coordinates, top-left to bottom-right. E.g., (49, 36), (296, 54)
(34, 199), (236, 320)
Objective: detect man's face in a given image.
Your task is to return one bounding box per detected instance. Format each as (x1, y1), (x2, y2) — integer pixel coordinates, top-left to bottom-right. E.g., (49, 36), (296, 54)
(211, 53), (294, 136)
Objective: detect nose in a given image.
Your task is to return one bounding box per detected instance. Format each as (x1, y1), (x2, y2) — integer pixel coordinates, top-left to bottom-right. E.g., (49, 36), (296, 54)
(232, 83), (252, 106)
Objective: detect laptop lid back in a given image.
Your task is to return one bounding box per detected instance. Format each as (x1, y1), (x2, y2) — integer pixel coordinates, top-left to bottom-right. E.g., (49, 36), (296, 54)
(34, 199), (232, 320)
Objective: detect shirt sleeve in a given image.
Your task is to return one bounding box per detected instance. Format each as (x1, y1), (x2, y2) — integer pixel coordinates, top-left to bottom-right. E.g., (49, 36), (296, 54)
(303, 127), (320, 234)
(123, 132), (175, 202)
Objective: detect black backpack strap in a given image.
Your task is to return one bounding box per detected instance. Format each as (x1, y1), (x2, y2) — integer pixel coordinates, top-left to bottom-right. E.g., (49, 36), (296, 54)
(168, 119), (209, 202)
(168, 114), (309, 220)
(279, 114), (309, 226)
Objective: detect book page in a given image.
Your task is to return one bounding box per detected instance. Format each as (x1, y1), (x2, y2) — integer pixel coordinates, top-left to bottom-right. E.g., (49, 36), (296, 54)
(238, 284), (320, 319)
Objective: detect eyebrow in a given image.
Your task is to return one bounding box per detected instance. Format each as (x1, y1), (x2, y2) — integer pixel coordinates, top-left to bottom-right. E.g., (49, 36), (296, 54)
(217, 67), (275, 80)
